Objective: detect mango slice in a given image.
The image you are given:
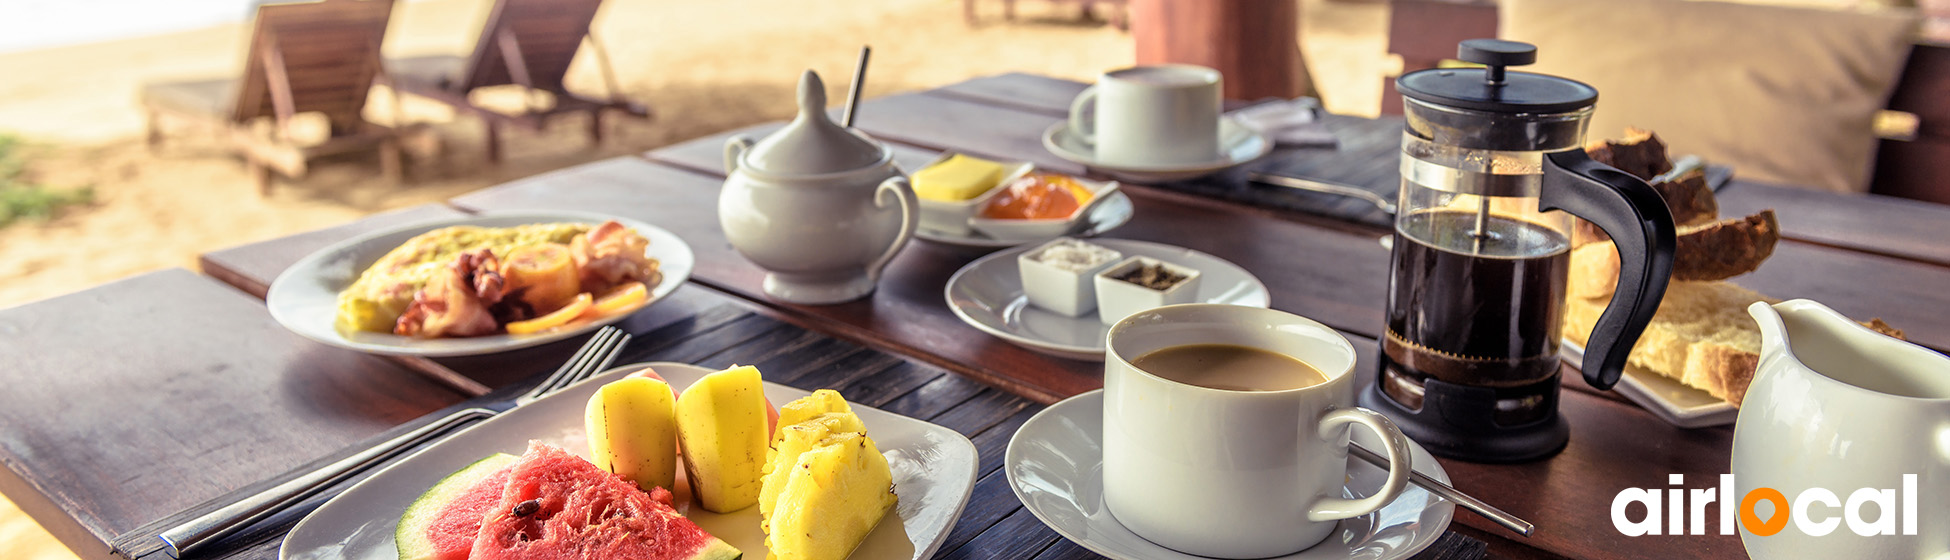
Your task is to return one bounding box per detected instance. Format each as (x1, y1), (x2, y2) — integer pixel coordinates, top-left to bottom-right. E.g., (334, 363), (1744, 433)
(675, 365), (771, 513)
(586, 377), (679, 492)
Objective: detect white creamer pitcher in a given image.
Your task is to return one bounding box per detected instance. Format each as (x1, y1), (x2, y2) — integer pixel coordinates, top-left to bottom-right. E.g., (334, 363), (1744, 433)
(1733, 299), (1950, 560)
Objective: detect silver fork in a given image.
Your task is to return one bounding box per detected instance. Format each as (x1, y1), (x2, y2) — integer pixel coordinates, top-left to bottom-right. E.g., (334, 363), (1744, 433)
(153, 326), (632, 559)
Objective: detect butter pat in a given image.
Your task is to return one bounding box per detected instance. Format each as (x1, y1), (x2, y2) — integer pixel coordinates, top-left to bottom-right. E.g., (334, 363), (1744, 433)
(913, 154), (1006, 202)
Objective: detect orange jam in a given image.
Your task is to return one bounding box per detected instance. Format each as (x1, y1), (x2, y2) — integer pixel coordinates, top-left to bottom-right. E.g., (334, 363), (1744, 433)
(981, 173), (1093, 220)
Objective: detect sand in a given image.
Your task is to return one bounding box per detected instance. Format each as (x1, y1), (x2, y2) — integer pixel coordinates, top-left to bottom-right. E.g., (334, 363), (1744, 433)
(0, 0), (1386, 557)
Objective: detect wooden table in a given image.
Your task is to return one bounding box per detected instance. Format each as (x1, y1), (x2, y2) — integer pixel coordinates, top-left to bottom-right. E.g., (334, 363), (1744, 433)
(7, 73), (1950, 560)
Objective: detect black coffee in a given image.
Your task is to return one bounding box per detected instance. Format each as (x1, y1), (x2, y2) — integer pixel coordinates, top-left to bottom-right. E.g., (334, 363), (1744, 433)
(1381, 210), (1570, 388)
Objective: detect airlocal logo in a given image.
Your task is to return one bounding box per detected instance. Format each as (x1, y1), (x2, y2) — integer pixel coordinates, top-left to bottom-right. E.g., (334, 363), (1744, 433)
(1611, 474), (1920, 536)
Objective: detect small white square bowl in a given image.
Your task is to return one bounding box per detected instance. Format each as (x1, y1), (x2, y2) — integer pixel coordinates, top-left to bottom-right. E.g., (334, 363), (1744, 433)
(967, 175), (1121, 242)
(914, 153), (1033, 236)
(1094, 256), (1203, 325)
(1018, 238), (1124, 317)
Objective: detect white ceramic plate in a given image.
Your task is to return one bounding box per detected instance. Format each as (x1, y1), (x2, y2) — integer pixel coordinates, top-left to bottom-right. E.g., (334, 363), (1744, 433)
(943, 239), (1269, 361)
(1560, 340), (1736, 428)
(282, 362), (979, 560)
(916, 190), (1135, 249)
(266, 211), (694, 357)
(1006, 390), (1455, 560)
(1042, 117), (1272, 182)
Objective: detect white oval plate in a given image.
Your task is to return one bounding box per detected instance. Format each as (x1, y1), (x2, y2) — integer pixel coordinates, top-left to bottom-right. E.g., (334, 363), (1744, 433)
(1006, 390), (1455, 560)
(266, 211), (694, 357)
(943, 239), (1269, 361)
(1560, 340), (1736, 428)
(282, 362), (979, 560)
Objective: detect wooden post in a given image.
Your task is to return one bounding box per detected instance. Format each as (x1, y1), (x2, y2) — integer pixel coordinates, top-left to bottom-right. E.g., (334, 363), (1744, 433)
(1130, 0), (1313, 100)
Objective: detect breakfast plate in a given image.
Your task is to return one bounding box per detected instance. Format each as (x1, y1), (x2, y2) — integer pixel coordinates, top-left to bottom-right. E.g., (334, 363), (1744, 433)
(281, 362), (979, 560)
(944, 239), (1269, 361)
(1006, 390), (1456, 560)
(916, 190), (1135, 249)
(1043, 117), (1272, 182)
(1560, 340), (1736, 428)
(266, 211), (695, 357)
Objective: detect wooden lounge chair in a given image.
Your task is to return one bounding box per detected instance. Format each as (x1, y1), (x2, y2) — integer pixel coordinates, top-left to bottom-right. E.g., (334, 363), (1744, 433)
(385, 0), (649, 163)
(141, 0), (403, 194)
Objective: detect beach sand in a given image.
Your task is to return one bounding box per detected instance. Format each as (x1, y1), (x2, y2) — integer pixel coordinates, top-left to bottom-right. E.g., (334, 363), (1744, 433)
(0, 0), (1386, 557)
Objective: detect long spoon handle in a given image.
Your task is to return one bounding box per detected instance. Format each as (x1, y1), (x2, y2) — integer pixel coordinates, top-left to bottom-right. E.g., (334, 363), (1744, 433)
(1349, 443), (1536, 537)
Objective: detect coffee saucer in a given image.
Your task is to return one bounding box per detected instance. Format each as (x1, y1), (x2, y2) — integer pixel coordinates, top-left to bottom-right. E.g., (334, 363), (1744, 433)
(1007, 390), (1456, 560)
(943, 239), (1270, 361)
(1043, 117), (1273, 182)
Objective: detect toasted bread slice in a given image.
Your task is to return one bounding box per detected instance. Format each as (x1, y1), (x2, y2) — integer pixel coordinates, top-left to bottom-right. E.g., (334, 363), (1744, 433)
(1573, 168), (1721, 246)
(1565, 281), (1905, 407)
(1569, 210), (1779, 298)
(1584, 127), (1673, 181)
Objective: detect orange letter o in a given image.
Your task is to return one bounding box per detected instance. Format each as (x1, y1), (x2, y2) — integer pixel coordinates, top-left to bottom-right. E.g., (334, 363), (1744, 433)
(1741, 488), (1790, 536)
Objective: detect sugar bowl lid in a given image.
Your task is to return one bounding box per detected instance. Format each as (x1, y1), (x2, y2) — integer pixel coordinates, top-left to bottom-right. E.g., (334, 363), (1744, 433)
(741, 70), (887, 175)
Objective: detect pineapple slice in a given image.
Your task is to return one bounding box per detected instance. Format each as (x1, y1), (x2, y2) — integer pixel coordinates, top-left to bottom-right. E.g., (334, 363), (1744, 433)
(675, 365), (771, 513)
(775, 389), (853, 430)
(585, 376), (679, 492)
(759, 411), (867, 531)
(764, 432), (897, 560)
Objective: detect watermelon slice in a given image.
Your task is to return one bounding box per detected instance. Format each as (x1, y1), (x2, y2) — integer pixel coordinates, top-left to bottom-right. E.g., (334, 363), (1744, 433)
(471, 442), (742, 560)
(397, 453), (518, 560)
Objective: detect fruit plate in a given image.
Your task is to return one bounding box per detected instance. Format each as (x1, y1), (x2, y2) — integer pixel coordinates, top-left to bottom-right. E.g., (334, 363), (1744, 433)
(281, 362), (979, 560)
(1559, 340), (1736, 428)
(266, 211), (694, 357)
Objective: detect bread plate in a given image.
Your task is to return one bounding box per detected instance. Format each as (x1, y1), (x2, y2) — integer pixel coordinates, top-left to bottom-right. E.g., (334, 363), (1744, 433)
(282, 362), (978, 560)
(1559, 340), (1736, 428)
(266, 211), (695, 357)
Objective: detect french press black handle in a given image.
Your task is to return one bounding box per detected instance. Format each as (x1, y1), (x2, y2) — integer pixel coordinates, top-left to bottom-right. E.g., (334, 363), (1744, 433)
(1539, 150), (1676, 390)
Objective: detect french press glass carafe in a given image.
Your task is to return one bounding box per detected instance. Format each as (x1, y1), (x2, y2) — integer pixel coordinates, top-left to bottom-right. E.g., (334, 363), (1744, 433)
(1359, 39), (1676, 462)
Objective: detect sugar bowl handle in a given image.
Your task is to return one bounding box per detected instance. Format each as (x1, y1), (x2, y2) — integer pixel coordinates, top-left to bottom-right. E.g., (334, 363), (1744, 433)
(723, 134), (754, 175)
(866, 176), (917, 284)
(1541, 149), (1675, 390)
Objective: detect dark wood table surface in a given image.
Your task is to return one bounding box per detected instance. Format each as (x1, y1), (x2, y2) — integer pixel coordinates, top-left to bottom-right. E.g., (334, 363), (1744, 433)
(7, 72), (1950, 560)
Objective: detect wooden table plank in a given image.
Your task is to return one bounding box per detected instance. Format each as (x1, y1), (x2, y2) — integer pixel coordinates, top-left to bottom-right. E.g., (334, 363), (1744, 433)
(0, 269), (465, 559)
(197, 203), (470, 299)
(848, 92), (1085, 176)
(933, 73), (1950, 271)
(925, 72), (1088, 116)
(644, 121), (945, 178)
(1718, 179), (1950, 267)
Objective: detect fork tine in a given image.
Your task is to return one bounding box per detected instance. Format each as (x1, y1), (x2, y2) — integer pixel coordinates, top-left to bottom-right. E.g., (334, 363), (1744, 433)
(554, 329), (629, 393)
(522, 327), (623, 402)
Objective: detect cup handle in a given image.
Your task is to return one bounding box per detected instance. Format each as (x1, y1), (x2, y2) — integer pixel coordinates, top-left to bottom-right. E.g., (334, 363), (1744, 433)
(866, 176), (917, 284)
(1068, 86), (1099, 146)
(1307, 407), (1413, 522)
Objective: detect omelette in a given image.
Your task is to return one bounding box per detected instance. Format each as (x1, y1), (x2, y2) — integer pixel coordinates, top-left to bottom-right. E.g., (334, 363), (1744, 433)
(335, 223), (591, 334)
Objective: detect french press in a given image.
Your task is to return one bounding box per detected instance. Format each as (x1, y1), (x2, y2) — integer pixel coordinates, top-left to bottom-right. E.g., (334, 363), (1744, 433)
(1359, 39), (1675, 462)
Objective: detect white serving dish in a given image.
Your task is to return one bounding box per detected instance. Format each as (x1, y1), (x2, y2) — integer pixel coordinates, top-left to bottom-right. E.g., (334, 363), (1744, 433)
(913, 153), (1032, 236)
(1560, 340), (1736, 428)
(282, 362), (979, 560)
(1093, 256), (1202, 325)
(967, 175), (1122, 242)
(265, 211), (694, 357)
(1017, 238), (1124, 317)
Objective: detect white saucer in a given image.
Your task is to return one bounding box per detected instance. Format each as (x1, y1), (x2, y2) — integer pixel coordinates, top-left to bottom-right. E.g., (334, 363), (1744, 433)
(943, 239), (1270, 361)
(1006, 390), (1456, 560)
(1043, 117), (1273, 182)
(1560, 340), (1736, 428)
(916, 190), (1136, 249)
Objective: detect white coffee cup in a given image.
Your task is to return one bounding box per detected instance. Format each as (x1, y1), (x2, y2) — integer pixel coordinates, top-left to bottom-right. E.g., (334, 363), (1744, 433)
(1069, 65), (1223, 167)
(1103, 304), (1414, 559)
